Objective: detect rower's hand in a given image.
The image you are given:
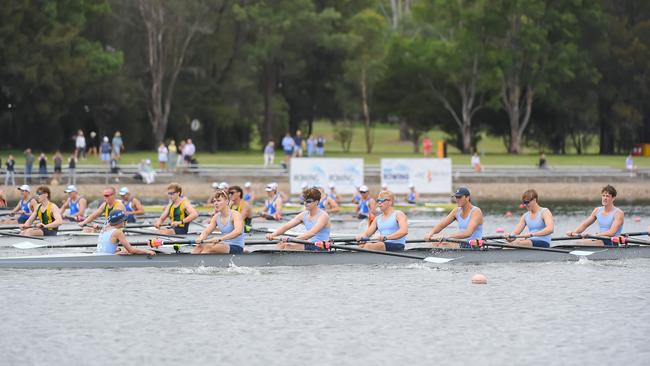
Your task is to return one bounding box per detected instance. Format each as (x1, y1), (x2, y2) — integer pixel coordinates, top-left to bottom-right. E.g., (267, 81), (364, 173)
(78, 221), (87, 228)
(19, 224), (29, 230)
(265, 233), (275, 241)
(36, 223), (45, 229)
(429, 234), (444, 242)
(566, 231), (577, 237)
(144, 250), (156, 256)
(195, 238), (203, 245)
(154, 220), (162, 229)
(504, 233), (516, 242)
(170, 221), (181, 228)
(279, 237), (289, 243)
(274, 213), (282, 221)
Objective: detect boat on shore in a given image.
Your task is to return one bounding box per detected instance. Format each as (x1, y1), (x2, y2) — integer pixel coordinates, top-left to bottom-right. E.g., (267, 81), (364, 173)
(0, 246), (648, 269)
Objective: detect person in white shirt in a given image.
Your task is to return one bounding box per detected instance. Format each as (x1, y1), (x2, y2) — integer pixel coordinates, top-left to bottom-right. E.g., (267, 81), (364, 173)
(157, 143), (168, 169)
(75, 130), (86, 159)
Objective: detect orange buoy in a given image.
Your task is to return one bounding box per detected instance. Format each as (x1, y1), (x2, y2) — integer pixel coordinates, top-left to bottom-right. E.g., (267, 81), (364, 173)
(634, 216), (641, 223)
(505, 211), (513, 217)
(471, 274), (487, 284)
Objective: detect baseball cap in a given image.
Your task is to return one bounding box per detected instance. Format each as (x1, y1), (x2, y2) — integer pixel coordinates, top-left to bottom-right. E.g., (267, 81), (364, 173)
(64, 185), (77, 193)
(18, 185), (31, 192)
(452, 187), (471, 197)
(244, 182), (252, 188)
(265, 184), (274, 192)
(118, 187), (129, 196)
(211, 182), (219, 189)
(359, 185), (369, 193)
(301, 183), (308, 189)
(381, 183), (388, 190)
(329, 183), (335, 188)
(408, 183), (415, 188)
(217, 182), (229, 190)
(108, 210), (127, 225)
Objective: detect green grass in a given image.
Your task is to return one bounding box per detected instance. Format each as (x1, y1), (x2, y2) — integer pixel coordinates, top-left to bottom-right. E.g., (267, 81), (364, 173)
(2, 121), (649, 167)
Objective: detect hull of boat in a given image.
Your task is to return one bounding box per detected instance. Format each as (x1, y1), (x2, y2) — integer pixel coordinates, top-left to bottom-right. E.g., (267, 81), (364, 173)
(0, 247), (649, 269)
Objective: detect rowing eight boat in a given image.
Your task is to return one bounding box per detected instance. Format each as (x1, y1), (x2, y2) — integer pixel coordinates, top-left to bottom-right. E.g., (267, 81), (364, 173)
(0, 246), (648, 269)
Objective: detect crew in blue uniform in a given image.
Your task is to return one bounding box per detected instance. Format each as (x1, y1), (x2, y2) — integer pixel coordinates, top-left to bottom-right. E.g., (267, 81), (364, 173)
(506, 189), (554, 248)
(97, 210), (155, 255)
(426, 187), (484, 249)
(567, 185), (624, 246)
(354, 190), (408, 252)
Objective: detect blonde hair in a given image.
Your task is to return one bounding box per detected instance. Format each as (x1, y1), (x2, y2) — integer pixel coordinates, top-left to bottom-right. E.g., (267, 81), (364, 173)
(378, 190), (393, 200)
(213, 189), (229, 203)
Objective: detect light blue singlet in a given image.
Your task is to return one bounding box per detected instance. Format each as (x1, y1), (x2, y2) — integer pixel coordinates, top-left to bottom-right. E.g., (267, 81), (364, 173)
(97, 228), (118, 254)
(524, 208), (552, 244)
(376, 211), (406, 245)
(302, 210), (330, 242)
(456, 206), (483, 240)
(216, 211), (245, 248)
(596, 207), (623, 235)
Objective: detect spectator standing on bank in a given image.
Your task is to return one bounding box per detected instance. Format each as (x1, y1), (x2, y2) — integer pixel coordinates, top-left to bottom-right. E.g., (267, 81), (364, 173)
(75, 130), (86, 159)
(183, 138), (196, 166)
(281, 132), (295, 168)
(177, 140), (186, 168)
(625, 154), (635, 173)
(68, 155), (77, 185)
(167, 139), (177, 172)
(53, 151), (63, 183)
(293, 130), (304, 157)
(157, 142), (168, 169)
(112, 131), (124, 159)
(38, 152), (47, 183)
(471, 152), (482, 172)
(264, 141), (275, 167)
(538, 152), (547, 169)
(316, 135), (326, 156)
(306, 135), (316, 157)
(24, 148), (34, 184)
(88, 131), (98, 156)
(100, 137), (112, 164)
(4, 154), (15, 186)
(422, 136), (432, 157)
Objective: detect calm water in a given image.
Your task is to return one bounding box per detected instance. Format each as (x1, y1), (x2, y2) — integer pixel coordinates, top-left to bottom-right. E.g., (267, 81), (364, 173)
(1, 204), (649, 365)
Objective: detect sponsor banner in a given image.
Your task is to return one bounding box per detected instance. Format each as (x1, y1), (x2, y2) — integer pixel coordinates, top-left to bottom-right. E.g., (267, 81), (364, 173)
(380, 159), (452, 194)
(290, 158), (364, 194)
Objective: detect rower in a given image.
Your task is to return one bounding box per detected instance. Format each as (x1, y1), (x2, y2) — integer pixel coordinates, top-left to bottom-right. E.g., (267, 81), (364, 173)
(262, 183), (283, 220)
(119, 186), (145, 223)
(78, 186), (126, 232)
(425, 187), (483, 248)
(243, 181), (254, 203)
(566, 185), (624, 246)
(0, 185), (37, 225)
(0, 190), (6, 208)
(154, 183), (198, 235)
(60, 185), (87, 222)
(352, 186), (362, 204)
(328, 183), (341, 203)
(229, 185), (253, 231)
(97, 210), (155, 255)
(505, 189), (554, 247)
(193, 190), (245, 254)
(354, 190), (407, 252)
(355, 185), (376, 220)
(266, 187), (331, 251)
(316, 185), (340, 213)
(406, 183), (418, 204)
(20, 186), (63, 237)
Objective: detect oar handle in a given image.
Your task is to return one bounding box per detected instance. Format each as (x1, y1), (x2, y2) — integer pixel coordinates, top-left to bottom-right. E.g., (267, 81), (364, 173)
(482, 240), (574, 254)
(621, 232), (650, 237)
(287, 238), (431, 261)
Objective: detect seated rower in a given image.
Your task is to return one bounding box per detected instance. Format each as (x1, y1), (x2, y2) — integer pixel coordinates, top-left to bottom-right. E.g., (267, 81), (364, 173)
(0, 185), (36, 225)
(266, 187), (331, 251)
(262, 183), (283, 220)
(354, 190), (408, 252)
(119, 186), (145, 223)
(406, 183), (418, 204)
(425, 187), (483, 248)
(316, 185), (340, 213)
(0, 190), (6, 208)
(243, 181), (255, 203)
(154, 183), (198, 235)
(328, 183), (341, 203)
(193, 190), (245, 254)
(229, 185), (253, 231)
(505, 189), (554, 247)
(97, 210), (155, 255)
(566, 185), (624, 246)
(60, 185), (87, 222)
(79, 187), (126, 232)
(20, 186), (63, 236)
(355, 185), (376, 220)
(352, 186), (362, 204)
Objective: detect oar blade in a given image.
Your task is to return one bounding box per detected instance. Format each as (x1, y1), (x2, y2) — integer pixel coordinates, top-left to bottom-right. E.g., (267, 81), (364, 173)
(13, 241), (46, 249)
(569, 249), (607, 256)
(423, 256), (459, 264)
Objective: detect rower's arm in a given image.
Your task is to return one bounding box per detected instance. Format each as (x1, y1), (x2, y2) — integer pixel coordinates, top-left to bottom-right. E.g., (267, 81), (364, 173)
(534, 210), (554, 237)
(267, 214), (302, 239)
(46, 205), (64, 229)
(22, 210), (38, 228)
(80, 203), (104, 226)
(60, 200), (69, 212)
(368, 199), (377, 213)
(598, 210), (624, 237)
(182, 202), (198, 224)
(10, 201), (20, 214)
(196, 215), (218, 242)
(242, 202), (252, 221)
(428, 209), (457, 236)
(78, 198), (87, 216)
(358, 218), (378, 239)
(218, 211), (244, 241)
(156, 203), (171, 225)
(385, 211), (408, 240)
(296, 212), (329, 240)
(274, 197), (283, 219)
(132, 198), (145, 216)
(570, 208), (598, 234)
(30, 199), (38, 213)
(510, 215), (526, 236)
(327, 198), (340, 213)
(450, 208), (483, 239)
(115, 230), (155, 255)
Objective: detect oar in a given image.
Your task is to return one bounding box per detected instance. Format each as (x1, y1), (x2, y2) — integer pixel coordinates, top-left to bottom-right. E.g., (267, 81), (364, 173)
(620, 231), (650, 237)
(56, 223), (155, 233)
(480, 240), (601, 256)
(287, 238), (457, 264)
(0, 230), (46, 241)
(124, 228), (186, 239)
(13, 238), (197, 250)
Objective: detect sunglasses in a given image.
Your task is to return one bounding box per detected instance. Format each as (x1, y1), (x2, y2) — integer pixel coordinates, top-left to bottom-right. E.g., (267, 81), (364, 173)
(377, 198), (391, 203)
(304, 199), (316, 204)
(228, 191), (236, 196)
(360, 191), (369, 194)
(167, 191), (177, 196)
(522, 199), (531, 205)
(36, 191), (45, 196)
(103, 193), (113, 197)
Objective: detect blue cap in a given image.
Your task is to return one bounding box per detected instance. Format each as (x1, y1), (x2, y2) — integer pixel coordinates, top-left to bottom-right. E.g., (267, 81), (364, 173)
(452, 187), (471, 197)
(108, 210), (127, 225)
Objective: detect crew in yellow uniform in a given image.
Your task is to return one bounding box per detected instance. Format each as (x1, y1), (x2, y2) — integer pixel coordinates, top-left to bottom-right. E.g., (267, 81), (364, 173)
(154, 183), (198, 235)
(20, 186), (64, 236)
(79, 187), (126, 232)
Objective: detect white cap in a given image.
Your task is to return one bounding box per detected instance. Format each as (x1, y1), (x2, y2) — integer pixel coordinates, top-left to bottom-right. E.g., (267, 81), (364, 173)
(118, 187), (129, 196)
(103, 136), (109, 142)
(265, 184), (273, 192)
(359, 185), (369, 193)
(301, 183), (308, 189)
(64, 185), (77, 193)
(381, 183), (388, 190)
(145, 159), (151, 164)
(329, 183), (335, 188)
(211, 182), (219, 189)
(408, 183), (415, 188)
(18, 185), (31, 192)
(217, 182), (229, 190)
(244, 182), (252, 188)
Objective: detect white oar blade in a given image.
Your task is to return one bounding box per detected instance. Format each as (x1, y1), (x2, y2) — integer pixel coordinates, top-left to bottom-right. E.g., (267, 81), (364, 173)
(569, 250), (596, 256)
(13, 241), (46, 249)
(423, 256), (459, 264)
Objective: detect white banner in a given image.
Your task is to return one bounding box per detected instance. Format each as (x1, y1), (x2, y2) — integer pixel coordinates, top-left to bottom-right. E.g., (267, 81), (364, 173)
(380, 158), (452, 194)
(290, 158), (364, 194)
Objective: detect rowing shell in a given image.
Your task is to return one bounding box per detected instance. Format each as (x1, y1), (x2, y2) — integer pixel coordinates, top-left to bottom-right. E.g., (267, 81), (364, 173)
(0, 246), (649, 269)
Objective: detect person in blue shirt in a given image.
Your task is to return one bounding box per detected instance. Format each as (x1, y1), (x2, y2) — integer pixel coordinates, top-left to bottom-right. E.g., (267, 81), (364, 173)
(425, 187), (484, 249)
(566, 185), (624, 246)
(505, 189), (554, 248)
(354, 190), (408, 252)
(97, 210), (155, 255)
